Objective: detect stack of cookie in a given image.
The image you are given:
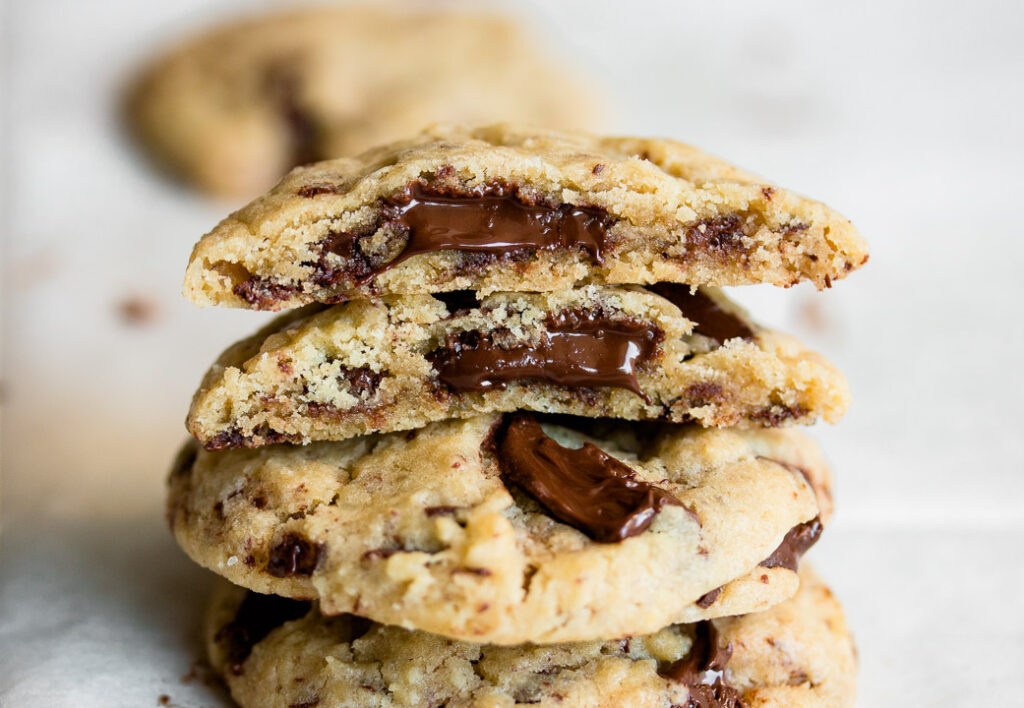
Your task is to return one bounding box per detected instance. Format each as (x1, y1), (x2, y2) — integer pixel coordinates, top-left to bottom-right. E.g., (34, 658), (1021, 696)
(169, 125), (867, 707)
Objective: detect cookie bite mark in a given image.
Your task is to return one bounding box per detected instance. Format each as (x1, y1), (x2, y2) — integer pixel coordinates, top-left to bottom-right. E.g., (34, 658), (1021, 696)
(266, 533), (323, 577)
(214, 592), (311, 675)
(760, 517), (822, 571)
(659, 621), (744, 707)
(647, 284), (754, 342)
(495, 414), (683, 542)
(428, 309), (663, 399)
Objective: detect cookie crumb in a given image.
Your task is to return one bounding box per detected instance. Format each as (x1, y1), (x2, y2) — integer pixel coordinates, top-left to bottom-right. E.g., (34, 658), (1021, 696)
(117, 295), (160, 326)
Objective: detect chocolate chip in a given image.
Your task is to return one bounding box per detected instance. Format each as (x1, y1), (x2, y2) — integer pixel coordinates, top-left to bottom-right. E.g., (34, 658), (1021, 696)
(340, 366), (381, 397)
(232, 277), (298, 310)
(266, 534), (323, 577)
(659, 621), (745, 707)
(686, 215), (748, 252)
(424, 505), (460, 517)
(760, 517), (823, 571)
(297, 184), (341, 198)
(750, 405), (809, 427)
(685, 381), (726, 406)
(495, 414), (683, 543)
(204, 427), (301, 451)
(215, 592), (311, 675)
(648, 284), (754, 343)
(696, 586), (723, 608)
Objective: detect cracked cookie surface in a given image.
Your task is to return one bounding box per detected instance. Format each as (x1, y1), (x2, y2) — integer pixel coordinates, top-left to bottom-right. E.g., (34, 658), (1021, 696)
(170, 413), (832, 644)
(186, 286), (849, 448)
(205, 566), (855, 707)
(126, 9), (594, 197)
(182, 124), (868, 308)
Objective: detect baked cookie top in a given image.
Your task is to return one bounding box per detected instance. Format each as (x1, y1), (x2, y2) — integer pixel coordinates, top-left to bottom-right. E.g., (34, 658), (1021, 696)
(186, 286), (849, 449)
(182, 124), (867, 309)
(206, 566), (855, 708)
(126, 9), (594, 197)
(169, 413), (832, 645)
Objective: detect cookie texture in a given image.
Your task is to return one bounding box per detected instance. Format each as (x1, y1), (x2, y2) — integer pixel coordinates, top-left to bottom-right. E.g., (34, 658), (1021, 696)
(206, 566), (855, 708)
(185, 286), (849, 449)
(182, 123), (867, 309)
(169, 413), (832, 644)
(126, 9), (594, 197)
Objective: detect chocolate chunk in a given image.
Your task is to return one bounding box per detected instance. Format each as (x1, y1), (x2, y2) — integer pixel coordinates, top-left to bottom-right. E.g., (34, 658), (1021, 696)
(687, 215), (748, 252)
(659, 621), (745, 707)
(233, 276), (297, 310)
(750, 404), (809, 427)
(215, 592), (310, 675)
(648, 284), (753, 342)
(306, 183), (615, 291)
(424, 505), (460, 517)
(430, 310), (662, 398)
(495, 414), (683, 543)
(388, 185), (613, 266)
(760, 518), (822, 571)
(266, 533), (323, 577)
(340, 366), (381, 397)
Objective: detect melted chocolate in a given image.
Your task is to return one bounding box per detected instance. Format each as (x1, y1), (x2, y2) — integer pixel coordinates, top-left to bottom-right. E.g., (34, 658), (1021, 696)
(760, 518), (823, 571)
(495, 415), (682, 543)
(648, 283), (753, 342)
(266, 534), (323, 577)
(659, 621), (745, 707)
(215, 592), (311, 675)
(431, 311), (661, 398)
(313, 185), (613, 287)
(388, 185), (612, 265)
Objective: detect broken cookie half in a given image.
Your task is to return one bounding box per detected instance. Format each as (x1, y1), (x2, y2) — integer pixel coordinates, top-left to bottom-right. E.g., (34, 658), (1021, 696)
(186, 285), (849, 449)
(183, 124), (868, 310)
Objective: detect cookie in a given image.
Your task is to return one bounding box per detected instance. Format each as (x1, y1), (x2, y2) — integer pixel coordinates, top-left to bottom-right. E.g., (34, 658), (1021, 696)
(206, 565), (855, 708)
(125, 9), (594, 197)
(169, 413), (832, 644)
(182, 123), (868, 309)
(185, 285), (849, 449)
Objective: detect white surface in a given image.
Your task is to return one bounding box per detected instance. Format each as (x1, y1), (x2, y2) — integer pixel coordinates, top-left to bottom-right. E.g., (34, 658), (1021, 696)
(2, 0), (1023, 705)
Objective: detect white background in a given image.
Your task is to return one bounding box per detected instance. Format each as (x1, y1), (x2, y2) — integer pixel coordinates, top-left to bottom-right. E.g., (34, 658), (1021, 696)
(2, 0), (1023, 705)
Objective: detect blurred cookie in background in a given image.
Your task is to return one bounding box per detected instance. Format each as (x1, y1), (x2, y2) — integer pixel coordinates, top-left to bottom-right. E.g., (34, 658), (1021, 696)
(124, 5), (600, 198)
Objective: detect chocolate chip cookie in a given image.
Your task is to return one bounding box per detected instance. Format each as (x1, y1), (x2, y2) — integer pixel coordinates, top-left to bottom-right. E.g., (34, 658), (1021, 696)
(205, 565), (855, 708)
(185, 286), (849, 449)
(182, 124), (868, 309)
(169, 413), (831, 644)
(126, 9), (595, 197)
